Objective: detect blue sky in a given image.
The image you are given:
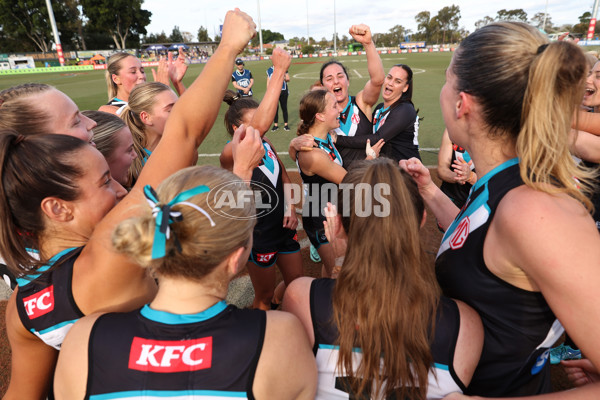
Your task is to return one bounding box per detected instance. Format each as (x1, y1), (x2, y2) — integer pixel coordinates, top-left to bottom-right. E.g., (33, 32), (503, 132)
(143, 0), (593, 41)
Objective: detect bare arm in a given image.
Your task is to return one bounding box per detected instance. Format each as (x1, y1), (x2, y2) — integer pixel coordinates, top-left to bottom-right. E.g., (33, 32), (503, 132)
(253, 311), (318, 399)
(570, 129), (600, 162)
(54, 313), (101, 400)
(3, 291), (59, 400)
(75, 9), (257, 314)
(351, 24), (384, 111)
(452, 300), (483, 388)
(250, 49), (291, 135)
(400, 157), (460, 230)
(281, 277), (316, 346)
(298, 149), (347, 184)
(575, 110), (600, 136)
(288, 135), (316, 161)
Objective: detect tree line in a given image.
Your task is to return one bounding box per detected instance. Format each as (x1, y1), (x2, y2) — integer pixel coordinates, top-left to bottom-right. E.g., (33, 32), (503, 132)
(0, 1), (593, 54)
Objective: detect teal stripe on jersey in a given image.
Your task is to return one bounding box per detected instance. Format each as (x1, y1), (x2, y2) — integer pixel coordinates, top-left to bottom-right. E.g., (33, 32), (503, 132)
(89, 389), (247, 399)
(33, 318), (78, 335)
(140, 301), (228, 325)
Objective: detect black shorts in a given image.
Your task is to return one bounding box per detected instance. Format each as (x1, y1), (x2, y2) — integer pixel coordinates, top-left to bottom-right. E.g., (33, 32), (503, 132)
(248, 229), (300, 268)
(302, 215), (329, 250)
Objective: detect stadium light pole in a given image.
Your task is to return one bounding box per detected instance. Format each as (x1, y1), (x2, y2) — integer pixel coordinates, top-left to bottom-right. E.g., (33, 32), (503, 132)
(257, 0), (264, 55)
(45, 0), (65, 66)
(588, 0), (600, 40)
(542, 0), (548, 32)
(333, 0), (337, 52)
(307, 0), (310, 45)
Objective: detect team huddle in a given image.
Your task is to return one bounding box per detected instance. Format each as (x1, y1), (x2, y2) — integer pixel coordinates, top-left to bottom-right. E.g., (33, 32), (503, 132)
(1, 7), (600, 400)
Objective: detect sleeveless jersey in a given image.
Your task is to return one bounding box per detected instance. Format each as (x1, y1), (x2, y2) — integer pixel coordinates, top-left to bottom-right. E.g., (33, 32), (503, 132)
(250, 140), (288, 248)
(266, 66), (288, 91)
(231, 69), (253, 97)
(334, 96), (373, 168)
(85, 302), (266, 400)
(439, 144), (474, 209)
(106, 97), (128, 115)
(310, 278), (465, 399)
(297, 135), (342, 234)
(15, 247), (84, 350)
(436, 158), (563, 396)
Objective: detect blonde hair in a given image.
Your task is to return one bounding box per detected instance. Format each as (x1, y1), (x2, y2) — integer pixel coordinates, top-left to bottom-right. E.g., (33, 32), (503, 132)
(106, 52), (138, 101)
(113, 165), (255, 281)
(453, 22), (596, 209)
(333, 158), (438, 400)
(0, 83), (55, 135)
(120, 82), (173, 186)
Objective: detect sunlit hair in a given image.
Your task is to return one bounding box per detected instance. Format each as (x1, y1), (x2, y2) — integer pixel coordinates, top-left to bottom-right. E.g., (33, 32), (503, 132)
(83, 110), (127, 162)
(333, 158), (438, 400)
(0, 83), (55, 135)
(320, 60), (349, 84)
(453, 21), (596, 209)
(222, 90), (259, 136)
(0, 132), (87, 274)
(120, 82), (173, 186)
(585, 52), (598, 69)
(297, 89), (329, 136)
(105, 52), (139, 100)
(113, 166), (255, 282)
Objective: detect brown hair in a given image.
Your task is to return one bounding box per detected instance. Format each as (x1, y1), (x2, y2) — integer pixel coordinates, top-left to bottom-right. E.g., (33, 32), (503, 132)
(83, 110), (127, 162)
(333, 158), (438, 400)
(297, 89), (329, 136)
(453, 22), (596, 209)
(113, 166), (255, 282)
(222, 90), (259, 135)
(0, 132), (87, 274)
(120, 82), (173, 186)
(0, 83), (55, 136)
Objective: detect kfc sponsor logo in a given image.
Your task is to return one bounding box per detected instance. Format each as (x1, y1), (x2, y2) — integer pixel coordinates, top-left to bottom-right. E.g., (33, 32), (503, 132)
(450, 217), (470, 250)
(256, 252), (276, 263)
(129, 337), (213, 373)
(23, 286), (55, 319)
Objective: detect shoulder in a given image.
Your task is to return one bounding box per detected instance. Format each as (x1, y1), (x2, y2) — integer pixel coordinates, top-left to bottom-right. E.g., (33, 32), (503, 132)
(495, 185), (592, 236)
(492, 185), (600, 281)
(98, 104), (118, 114)
(54, 313), (104, 400)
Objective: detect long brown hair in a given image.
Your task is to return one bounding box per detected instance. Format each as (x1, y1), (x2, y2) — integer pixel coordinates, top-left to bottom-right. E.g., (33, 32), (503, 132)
(333, 158), (439, 399)
(0, 132), (87, 274)
(297, 89), (328, 136)
(0, 83), (54, 135)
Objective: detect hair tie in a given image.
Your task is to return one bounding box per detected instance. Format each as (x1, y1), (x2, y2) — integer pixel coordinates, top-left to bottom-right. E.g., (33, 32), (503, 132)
(536, 43), (549, 55)
(143, 184), (216, 259)
(232, 95), (240, 101)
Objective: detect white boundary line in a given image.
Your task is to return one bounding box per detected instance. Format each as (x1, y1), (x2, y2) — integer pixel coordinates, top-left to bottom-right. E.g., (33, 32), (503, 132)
(197, 147), (439, 158)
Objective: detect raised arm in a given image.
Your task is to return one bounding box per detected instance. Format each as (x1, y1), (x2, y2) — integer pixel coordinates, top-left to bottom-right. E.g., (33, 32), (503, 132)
(575, 110), (600, 136)
(400, 157), (459, 230)
(250, 49), (291, 135)
(78, 9), (257, 312)
(351, 24), (384, 111)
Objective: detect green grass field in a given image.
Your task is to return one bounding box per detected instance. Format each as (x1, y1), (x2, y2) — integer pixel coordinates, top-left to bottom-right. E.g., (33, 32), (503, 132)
(0, 52), (453, 167)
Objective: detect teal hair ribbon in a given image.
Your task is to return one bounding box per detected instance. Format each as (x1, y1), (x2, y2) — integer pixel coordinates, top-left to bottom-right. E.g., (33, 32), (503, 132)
(143, 184), (216, 259)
